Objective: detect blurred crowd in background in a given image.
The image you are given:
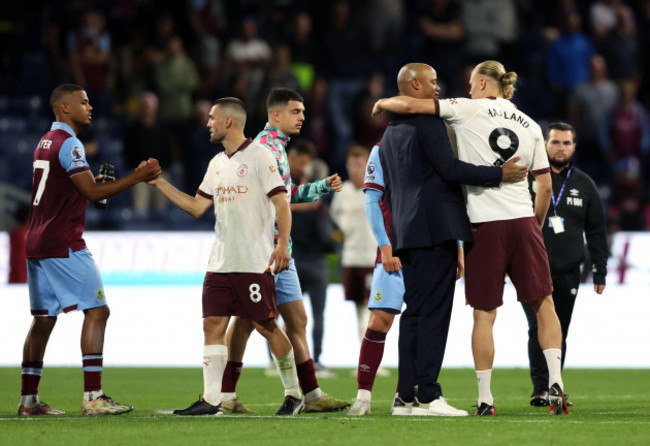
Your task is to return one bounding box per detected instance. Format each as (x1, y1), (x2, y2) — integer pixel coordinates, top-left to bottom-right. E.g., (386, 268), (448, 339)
(1, 0), (650, 235)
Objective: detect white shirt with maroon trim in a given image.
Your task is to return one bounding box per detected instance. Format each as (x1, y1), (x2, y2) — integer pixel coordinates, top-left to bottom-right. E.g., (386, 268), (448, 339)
(436, 97), (550, 223)
(197, 139), (287, 273)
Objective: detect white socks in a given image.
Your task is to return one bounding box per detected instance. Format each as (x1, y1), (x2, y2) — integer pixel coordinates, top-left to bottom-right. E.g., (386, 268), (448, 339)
(476, 369), (494, 406)
(203, 344), (228, 405)
(543, 348), (564, 391)
(356, 389), (371, 402)
(83, 389), (104, 402)
(272, 348), (301, 399)
(304, 388), (323, 403)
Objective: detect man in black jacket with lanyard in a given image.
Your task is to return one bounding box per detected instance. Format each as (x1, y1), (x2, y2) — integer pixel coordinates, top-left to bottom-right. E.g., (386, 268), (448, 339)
(524, 122), (609, 406)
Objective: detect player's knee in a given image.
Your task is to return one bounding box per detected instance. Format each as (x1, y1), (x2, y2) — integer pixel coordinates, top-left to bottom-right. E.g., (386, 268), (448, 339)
(368, 312), (393, 333)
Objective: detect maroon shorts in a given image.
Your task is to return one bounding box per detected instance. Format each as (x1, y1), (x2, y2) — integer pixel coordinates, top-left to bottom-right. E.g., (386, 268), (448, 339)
(465, 217), (552, 310)
(342, 267), (374, 303)
(202, 272), (278, 321)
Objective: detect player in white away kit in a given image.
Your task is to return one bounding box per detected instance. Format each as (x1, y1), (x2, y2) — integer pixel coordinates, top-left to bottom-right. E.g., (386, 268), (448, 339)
(149, 97), (305, 416)
(374, 60), (569, 416)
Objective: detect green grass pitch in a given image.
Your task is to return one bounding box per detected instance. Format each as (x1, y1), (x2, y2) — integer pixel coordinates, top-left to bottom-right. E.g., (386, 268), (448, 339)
(0, 367), (648, 445)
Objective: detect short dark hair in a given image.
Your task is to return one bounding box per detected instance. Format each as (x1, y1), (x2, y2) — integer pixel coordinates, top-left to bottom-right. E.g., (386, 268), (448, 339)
(213, 97), (247, 128)
(545, 122), (576, 143)
(213, 96), (246, 111)
(266, 88), (303, 111)
(50, 84), (84, 108)
(287, 139), (316, 158)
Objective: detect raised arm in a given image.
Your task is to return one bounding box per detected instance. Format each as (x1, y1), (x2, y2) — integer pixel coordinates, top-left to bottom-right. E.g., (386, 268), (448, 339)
(152, 176), (212, 218)
(372, 96), (438, 117)
(532, 172), (552, 226)
(269, 192), (291, 274)
(290, 174), (341, 203)
(70, 158), (161, 202)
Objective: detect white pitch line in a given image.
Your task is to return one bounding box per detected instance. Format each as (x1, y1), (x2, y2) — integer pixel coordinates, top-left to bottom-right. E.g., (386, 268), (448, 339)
(2, 413), (649, 425)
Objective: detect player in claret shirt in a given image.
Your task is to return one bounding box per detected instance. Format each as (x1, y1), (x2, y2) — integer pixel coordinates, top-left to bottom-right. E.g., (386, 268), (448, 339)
(20, 83), (160, 416)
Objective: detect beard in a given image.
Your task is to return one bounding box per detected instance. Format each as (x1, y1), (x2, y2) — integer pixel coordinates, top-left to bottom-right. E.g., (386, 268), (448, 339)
(549, 155), (572, 169)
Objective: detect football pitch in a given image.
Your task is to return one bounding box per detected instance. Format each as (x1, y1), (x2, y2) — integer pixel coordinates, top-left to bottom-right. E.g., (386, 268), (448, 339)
(0, 367), (648, 445)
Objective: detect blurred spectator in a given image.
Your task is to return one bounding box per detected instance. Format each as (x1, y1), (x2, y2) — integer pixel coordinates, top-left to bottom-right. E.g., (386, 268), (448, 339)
(188, 0), (225, 97)
(145, 11), (177, 65)
(362, 0), (404, 62)
(567, 55), (619, 183)
(319, 1), (369, 175)
(304, 77), (331, 161)
(226, 17), (272, 113)
(67, 9), (112, 111)
(8, 204), (30, 284)
(123, 92), (171, 212)
(417, 0), (464, 99)
(592, 1), (638, 81)
(330, 144), (376, 343)
(601, 80), (650, 165)
(609, 157), (648, 231)
(266, 44), (302, 94)
(546, 10), (594, 117)
(289, 141), (337, 375)
(354, 73), (389, 148)
(154, 36), (199, 126)
(462, 0), (518, 63)
(288, 12), (317, 93)
(185, 99), (220, 191)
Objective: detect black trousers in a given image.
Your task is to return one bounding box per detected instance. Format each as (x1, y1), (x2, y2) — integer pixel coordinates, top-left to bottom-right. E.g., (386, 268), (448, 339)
(397, 242), (457, 403)
(521, 267), (581, 392)
(296, 258), (329, 363)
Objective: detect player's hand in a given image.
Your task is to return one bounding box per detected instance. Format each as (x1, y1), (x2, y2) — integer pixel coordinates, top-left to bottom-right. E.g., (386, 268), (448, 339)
(136, 158), (162, 183)
(456, 244), (464, 280)
(594, 284), (606, 294)
(327, 173), (343, 192)
(380, 244), (401, 272)
(371, 99), (385, 117)
(268, 244), (290, 274)
(501, 156), (528, 183)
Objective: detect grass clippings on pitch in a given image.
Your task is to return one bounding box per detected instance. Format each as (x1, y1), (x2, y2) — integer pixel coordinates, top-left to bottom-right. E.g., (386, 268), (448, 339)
(0, 367), (648, 445)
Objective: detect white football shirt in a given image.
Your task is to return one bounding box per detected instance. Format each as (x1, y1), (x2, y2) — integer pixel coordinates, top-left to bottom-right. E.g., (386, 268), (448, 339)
(197, 139), (286, 273)
(436, 97), (550, 223)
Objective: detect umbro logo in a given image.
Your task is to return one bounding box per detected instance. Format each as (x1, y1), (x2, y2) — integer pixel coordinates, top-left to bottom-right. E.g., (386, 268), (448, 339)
(569, 189), (579, 196)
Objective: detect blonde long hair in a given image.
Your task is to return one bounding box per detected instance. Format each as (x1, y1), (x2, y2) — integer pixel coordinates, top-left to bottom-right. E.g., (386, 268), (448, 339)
(474, 60), (518, 99)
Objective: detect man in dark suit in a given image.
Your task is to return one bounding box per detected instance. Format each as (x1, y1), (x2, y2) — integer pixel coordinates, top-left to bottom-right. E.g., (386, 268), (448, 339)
(379, 63), (527, 416)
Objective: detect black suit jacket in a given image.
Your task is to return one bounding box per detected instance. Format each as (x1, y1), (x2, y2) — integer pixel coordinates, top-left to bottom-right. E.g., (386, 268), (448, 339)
(379, 114), (502, 251)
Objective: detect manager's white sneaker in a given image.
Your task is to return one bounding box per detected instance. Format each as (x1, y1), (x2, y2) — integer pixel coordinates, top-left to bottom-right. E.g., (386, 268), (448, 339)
(411, 397), (468, 416)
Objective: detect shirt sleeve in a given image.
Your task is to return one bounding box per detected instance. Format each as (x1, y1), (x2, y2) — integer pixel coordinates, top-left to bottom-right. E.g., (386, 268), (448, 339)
(436, 98), (478, 125)
(197, 159), (215, 200)
(584, 176), (609, 284)
(362, 145), (384, 192)
(256, 148), (287, 197)
(530, 126), (551, 175)
(58, 137), (90, 176)
(364, 188), (390, 247)
(290, 178), (332, 203)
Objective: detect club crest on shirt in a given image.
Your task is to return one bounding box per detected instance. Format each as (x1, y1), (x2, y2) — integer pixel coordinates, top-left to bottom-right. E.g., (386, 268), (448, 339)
(374, 290), (383, 302)
(71, 146), (84, 160)
(95, 289), (105, 301)
(237, 164), (248, 177)
(366, 161), (375, 175)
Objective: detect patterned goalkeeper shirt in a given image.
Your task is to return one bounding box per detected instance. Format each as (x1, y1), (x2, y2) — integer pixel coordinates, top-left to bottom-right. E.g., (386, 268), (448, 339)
(255, 123), (332, 255)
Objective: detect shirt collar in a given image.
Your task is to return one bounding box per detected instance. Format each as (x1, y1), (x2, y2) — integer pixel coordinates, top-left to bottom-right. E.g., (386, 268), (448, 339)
(226, 137), (253, 158)
(264, 123), (290, 143)
(51, 122), (76, 136)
